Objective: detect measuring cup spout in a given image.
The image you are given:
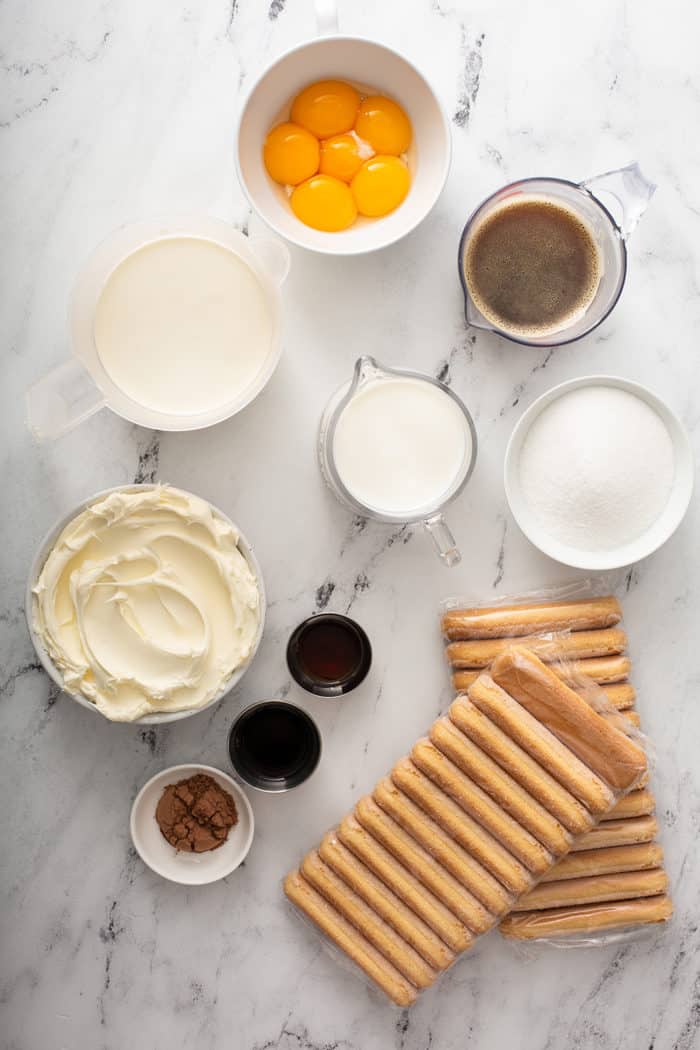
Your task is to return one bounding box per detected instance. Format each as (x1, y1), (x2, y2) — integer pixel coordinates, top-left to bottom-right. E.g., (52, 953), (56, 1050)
(423, 513), (461, 567)
(26, 358), (106, 441)
(580, 162), (656, 239)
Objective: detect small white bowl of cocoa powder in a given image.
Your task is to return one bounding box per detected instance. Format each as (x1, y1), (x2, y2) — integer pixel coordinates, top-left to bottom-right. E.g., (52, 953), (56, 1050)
(130, 764), (254, 885)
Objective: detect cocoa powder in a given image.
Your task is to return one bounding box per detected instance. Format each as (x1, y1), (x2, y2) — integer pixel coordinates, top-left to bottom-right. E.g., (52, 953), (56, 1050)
(156, 773), (238, 852)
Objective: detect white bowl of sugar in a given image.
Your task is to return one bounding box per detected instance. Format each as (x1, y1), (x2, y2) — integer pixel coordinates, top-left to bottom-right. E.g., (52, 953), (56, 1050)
(504, 375), (694, 570)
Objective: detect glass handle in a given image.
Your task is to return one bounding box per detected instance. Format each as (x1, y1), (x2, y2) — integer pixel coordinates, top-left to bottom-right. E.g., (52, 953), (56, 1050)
(26, 358), (105, 441)
(423, 513), (461, 567)
(315, 0), (338, 35)
(580, 162), (656, 239)
(248, 236), (291, 286)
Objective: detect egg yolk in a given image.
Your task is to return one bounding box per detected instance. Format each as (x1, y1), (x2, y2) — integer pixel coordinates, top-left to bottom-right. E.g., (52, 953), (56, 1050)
(354, 95), (412, 156)
(291, 175), (358, 232)
(263, 122), (320, 186)
(319, 134), (367, 183)
(351, 156), (410, 217)
(291, 80), (360, 139)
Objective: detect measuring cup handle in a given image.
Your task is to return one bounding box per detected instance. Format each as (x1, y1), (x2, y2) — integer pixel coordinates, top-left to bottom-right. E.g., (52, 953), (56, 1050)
(315, 0), (339, 35)
(580, 162), (656, 239)
(423, 513), (461, 567)
(26, 358), (105, 441)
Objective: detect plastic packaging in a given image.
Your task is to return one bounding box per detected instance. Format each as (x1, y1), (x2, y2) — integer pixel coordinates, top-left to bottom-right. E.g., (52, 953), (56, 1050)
(440, 582), (671, 950)
(284, 618), (654, 1005)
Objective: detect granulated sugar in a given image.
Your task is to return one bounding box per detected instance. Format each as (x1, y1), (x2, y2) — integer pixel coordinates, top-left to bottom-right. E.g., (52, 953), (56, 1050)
(519, 386), (675, 552)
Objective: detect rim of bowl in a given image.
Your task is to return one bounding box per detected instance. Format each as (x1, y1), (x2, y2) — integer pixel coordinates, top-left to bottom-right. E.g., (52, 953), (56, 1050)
(25, 484), (267, 724)
(234, 35), (452, 256)
(129, 763), (255, 884)
(504, 375), (694, 570)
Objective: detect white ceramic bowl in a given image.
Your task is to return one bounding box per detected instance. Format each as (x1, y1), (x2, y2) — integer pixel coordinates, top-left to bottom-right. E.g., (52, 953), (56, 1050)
(25, 484), (266, 724)
(504, 375), (694, 570)
(236, 36), (451, 255)
(130, 764), (254, 885)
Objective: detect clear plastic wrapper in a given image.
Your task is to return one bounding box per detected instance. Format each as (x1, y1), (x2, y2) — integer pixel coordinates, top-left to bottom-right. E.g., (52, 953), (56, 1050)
(284, 601), (657, 1004)
(440, 580), (671, 951)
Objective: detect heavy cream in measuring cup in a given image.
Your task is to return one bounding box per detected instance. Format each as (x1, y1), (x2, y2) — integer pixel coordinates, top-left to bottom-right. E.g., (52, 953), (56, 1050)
(94, 236), (273, 416)
(332, 377), (472, 517)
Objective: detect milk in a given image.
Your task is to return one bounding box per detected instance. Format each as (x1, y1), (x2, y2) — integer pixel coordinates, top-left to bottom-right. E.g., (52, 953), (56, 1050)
(331, 377), (472, 517)
(94, 236), (273, 416)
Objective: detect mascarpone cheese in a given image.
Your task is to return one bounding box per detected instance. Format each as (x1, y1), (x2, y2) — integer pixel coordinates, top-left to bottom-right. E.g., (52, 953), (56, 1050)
(32, 486), (261, 722)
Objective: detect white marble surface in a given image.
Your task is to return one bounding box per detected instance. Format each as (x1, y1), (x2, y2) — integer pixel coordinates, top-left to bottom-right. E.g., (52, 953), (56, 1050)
(2, 0), (699, 1047)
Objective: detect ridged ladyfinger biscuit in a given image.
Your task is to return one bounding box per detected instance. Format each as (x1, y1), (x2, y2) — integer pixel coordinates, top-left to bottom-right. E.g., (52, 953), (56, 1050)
(450, 692), (593, 836)
(354, 796), (494, 935)
(300, 851), (437, 989)
(489, 650), (647, 792)
(318, 832), (455, 972)
(430, 717), (572, 855)
(571, 815), (658, 851)
(468, 675), (614, 814)
(391, 758), (532, 895)
(441, 596), (622, 640)
(601, 788), (655, 821)
(539, 842), (664, 883)
(446, 628), (628, 669)
(499, 894), (673, 940)
(337, 814), (473, 953)
(512, 867), (669, 911)
(373, 777), (512, 916)
(411, 739), (554, 875)
(284, 871), (418, 1006)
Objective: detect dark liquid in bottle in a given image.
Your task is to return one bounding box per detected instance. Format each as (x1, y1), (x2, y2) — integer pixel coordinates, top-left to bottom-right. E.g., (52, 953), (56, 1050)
(463, 197), (601, 338)
(230, 702), (319, 785)
(297, 620), (363, 682)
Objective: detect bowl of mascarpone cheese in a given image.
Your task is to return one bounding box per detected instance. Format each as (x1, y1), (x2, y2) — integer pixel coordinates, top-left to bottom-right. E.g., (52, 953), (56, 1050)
(26, 484), (265, 723)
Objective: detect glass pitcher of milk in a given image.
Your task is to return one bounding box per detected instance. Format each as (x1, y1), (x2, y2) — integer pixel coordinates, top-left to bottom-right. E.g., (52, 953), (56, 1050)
(26, 216), (290, 438)
(319, 357), (477, 567)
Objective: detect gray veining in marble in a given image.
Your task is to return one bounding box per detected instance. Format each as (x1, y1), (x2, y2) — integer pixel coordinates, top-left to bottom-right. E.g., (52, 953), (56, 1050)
(2, 0), (699, 1048)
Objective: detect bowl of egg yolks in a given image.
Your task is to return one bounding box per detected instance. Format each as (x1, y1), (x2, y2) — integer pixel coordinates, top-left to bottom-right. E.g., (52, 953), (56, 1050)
(236, 35), (450, 255)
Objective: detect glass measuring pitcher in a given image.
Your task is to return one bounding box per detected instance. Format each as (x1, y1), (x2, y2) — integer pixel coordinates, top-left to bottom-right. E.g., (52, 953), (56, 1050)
(458, 162), (656, 347)
(25, 216), (290, 439)
(318, 357), (478, 567)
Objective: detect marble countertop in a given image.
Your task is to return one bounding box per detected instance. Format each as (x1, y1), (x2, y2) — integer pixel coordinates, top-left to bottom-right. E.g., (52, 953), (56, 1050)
(2, 0), (699, 1047)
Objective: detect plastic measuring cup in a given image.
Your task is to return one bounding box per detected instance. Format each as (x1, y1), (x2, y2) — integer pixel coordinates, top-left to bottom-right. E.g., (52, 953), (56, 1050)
(318, 356), (477, 567)
(26, 216), (290, 438)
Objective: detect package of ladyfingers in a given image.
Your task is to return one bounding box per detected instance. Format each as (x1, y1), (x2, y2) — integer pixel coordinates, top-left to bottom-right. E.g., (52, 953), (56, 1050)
(284, 634), (655, 1006)
(440, 584), (672, 950)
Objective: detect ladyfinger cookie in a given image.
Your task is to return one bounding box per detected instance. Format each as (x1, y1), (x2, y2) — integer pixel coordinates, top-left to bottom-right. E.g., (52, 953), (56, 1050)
(538, 842), (664, 883)
(446, 628), (628, 669)
(337, 814), (473, 953)
(571, 814), (658, 851)
(603, 710), (641, 730)
(411, 738), (554, 875)
(467, 675), (615, 814)
(284, 870), (418, 1006)
(601, 788), (655, 821)
(450, 692), (593, 836)
(429, 717), (572, 855)
(489, 649), (647, 792)
(453, 666), (633, 694)
(512, 867), (669, 911)
(441, 596), (622, 641)
(354, 796), (494, 935)
(391, 758), (532, 895)
(300, 851), (437, 989)
(499, 894), (673, 940)
(597, 683), (637, 710)
(318, 831), (456, 972)
(373, 777), (512, 916)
